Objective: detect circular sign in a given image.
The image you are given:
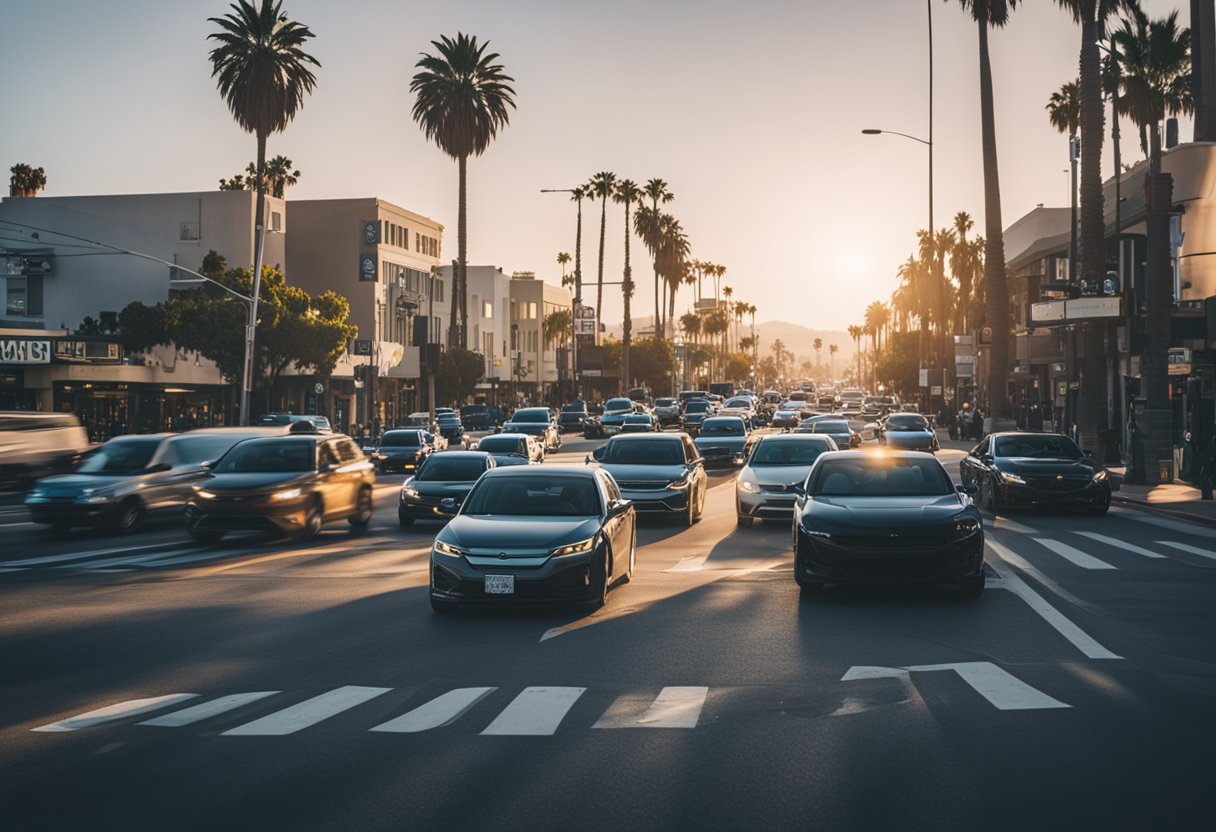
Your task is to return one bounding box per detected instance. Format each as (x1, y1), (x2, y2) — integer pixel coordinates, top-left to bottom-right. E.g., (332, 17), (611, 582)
(314, 382), (324, 395)
(363, 221), (378, 244)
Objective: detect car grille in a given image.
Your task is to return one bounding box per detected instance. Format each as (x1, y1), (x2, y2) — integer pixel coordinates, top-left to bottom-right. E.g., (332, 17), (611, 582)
(1025, 477), (1090, 492)
(760, 483), (799, 493)
(837, 555), (955, 581)
(616, 480), (668, 491)
(831, 532), (951, 551)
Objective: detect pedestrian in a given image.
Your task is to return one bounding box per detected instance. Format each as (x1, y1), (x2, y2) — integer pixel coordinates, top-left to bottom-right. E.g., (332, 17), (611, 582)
(1198, 433), (1216, 501)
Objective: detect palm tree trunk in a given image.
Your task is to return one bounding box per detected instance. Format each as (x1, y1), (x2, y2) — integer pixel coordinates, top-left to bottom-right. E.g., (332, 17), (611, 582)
(1077, 20), (1107, 452)
(574, 197), (583, 394)
(596, 195), (607, 334)
(241, 129), (269, 425)
(977, 17), (1011, 421)
(449, 154), (467, 349)
(622, 199), (632, 387)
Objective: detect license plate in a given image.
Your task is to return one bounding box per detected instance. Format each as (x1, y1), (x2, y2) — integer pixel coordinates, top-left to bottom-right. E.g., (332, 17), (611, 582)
(485, 575), (515, 595)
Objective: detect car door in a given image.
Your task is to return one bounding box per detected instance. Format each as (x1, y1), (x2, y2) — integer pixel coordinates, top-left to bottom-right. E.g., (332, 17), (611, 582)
(316, 441), (348, 518)
(681, 435), (706, 505)
(960, 436), (990, 487)
(599, 472), (630, 579)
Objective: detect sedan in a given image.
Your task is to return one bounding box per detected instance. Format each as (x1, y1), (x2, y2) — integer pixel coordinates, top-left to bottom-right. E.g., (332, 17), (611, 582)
(371, 429), (434, 474)
(473, 433), (542, 466)
(399, 451), (495, 526)
(959, 431), (1112, 514)
(428, 467), (636, 614)
(680, 399), (715, 435)
(877, 413), (940, 453)
(803, 418), (860, 449)
(653, 397), (681, 428)
(693, 416), (750, 467)
(793, 451), (984, 598)
(735, 433), (837, 526)
(770, 407), (802, 429)
(557, 401), (588, 433)
(502, 407), (561, 453)
(435, 415), (469, 448)
(620, 413), (658, 433)
(589, 433), (706, 526)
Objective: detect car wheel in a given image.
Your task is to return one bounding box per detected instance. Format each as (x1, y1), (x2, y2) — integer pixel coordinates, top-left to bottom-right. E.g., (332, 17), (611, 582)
(348, 487), (373, 532)
(985, 476), (1000, 513)
(430, 596), (460, 615)
(112, 498), (144, 535)
(958, 574), (986, 600)
(587, 547), (610, 608)
(737, 514), (754, 527)
(398, 507), (415, 527)
(302, 500), (323, 537)
(1088, 487), (1111, 514)
(189, 528), (225, 545)
(685, 493), (696, 528)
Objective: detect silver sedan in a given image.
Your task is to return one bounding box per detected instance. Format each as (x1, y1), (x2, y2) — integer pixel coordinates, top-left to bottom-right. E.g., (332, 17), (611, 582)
(735, 433), (838, 527)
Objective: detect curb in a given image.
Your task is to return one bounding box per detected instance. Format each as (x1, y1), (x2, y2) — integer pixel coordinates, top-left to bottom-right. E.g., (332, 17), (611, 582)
(1111, 494), (1216, 529)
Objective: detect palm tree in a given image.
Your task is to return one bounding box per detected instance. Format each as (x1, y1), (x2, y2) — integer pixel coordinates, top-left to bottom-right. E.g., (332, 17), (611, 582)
(829, 343), (839, 379)
(556, 252), (572, 288)
(585, 172), (617, 334)
(949, 212), (983, 333)
(542, 308), (572, 349)
(613, 179), (641, 387)
(207, 0), (319, 423)
(847, 324), (863, 383)
(704, 310), (729, 379)
(681, 311), (701, 344)
(956, 0), (1017, 421)
(642, 179), (675, 331)
(722, 286), (734, 350)
(411, 31), (516, 349)
(1047, 79), (1081, 285)
(8, 163), (47, 197)
(813, 337), (823, 377)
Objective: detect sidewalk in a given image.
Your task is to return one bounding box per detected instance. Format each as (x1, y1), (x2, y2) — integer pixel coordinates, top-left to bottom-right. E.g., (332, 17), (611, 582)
(935, 431), (1216, 529)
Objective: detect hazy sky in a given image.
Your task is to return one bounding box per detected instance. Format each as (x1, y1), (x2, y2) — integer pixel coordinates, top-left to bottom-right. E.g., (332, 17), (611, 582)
(0, 0), (1194, 332)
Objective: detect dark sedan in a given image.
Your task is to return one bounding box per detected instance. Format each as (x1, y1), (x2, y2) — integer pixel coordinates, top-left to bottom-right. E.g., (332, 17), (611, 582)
(589, 433), (706, 526)
(428, 467), (636, 614)
(793, 451), (984, 598)
(502, 407), (561, 453)
(435, 415), (468, 448)
(680, 399), (714, 435)
(803, 418), (860, 449)
(371, 429), (434, 474)
(473, 433), (541, 466)
(877, 413), (939, 453)
(620, 413), (658, 433)
(959, 431), (1111, 513)
(183, 432), (375, 543)
(557, 401), (588, 433)
(693, 416), (750, 466)
(398, 451), (496, 526)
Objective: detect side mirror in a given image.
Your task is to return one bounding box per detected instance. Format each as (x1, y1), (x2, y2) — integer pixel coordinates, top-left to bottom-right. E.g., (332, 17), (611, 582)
(438, 497), (458, 514)
(956, 483), (978, 495)
(607, 498), (632, 515)
(591, 446), (605, 462)
(584, 454), (594, 465)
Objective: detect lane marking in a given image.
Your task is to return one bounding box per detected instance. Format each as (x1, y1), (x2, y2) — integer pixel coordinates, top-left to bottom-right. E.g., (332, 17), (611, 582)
(138, 692), (280, 727)
(33, 694), (198, 732)
(985, 539), (1122, 660)
(991, 516), (1038, 535)
(1155, 541), (1216, 561)
(1073, 532), (1166, 559)
(1033, 538), (1117, 570)
(4, 542), (185, 567)
(222, 686), (391, 736)
(843, 663), (1070, 710)
(593, 686), (708, 729)
(666, 555), (709, 572)
(480, 687), (585, 736)
(57, 548), (205, 570)
(370, 687), (497, 733)
(1109, 505), (1212, 535)
(0, 567), (27, 573)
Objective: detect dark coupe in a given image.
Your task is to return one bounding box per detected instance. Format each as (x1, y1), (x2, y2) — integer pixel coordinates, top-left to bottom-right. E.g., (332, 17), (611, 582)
(792, 451), (984, 598)
(959, 431), (1112, 513)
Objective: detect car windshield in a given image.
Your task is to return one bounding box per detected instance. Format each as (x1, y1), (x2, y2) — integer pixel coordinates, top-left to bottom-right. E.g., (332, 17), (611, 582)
(512, 409), (550, 422)
(656, 398), (676, 407)
(625, 415), (650, 423)
(477, 437), (524, 454)
(154, 434), (248, 467)
(380, 431), (421, 447)
(886, 415), (928, 431)
(561, 403), (586, 413)
(416, 456), (487, 482)
(813, 456), (953, 497)
(600, 439), (685, 465)
(994, 435), (1084, 459)
(685, 401), (711, 414)
(463, 475), (602, 517)
(699, 419), (744, 436)
(750, 439), (830, 466)
(76, 438), (162, 474)
(813, 421), (850, 433)
(724, 398), (750, 409)
(605, 398), (633, 412)
(213, 439), (314, 473)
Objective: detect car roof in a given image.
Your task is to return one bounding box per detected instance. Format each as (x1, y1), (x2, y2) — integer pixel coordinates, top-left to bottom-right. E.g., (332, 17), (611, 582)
(170, 426), (287, 439)
(514, 407), (550, 414)
(817, 448), (938, 461)
(758, 432), (833, 443)
(481, 432), (529, 440)
(482, 465), (596, 478)
(607, 432), (683, 441)
(429, 450), (492, 459)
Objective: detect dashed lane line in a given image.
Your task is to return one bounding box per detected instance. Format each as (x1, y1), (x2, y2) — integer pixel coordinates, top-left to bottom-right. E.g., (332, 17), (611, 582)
(1155, 541), (1216, 561)
(1032, 538), (1118, 570)
(480, 687), (585, 736)
(33, 694), (199, 732)
(1072, 532), (1166, 559)
(139, 692), (280, 727)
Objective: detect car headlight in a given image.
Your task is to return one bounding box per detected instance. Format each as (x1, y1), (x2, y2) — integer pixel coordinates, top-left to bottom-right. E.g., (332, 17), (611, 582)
(999, 471), (1026, 485)
(270, 488), (302, 501)
(738, 479), (761, 494)
(433, 539), (464, 557)
(800, 526), (832, 540)
(401, 484), (419, 499)
(1091, 470), (1107, 482)
(667, 477), (691, 490)
(952, 516), (981, 538)
(27, 487), (46, 499)
(77, 487), (115, 504)
(195, 488), (217, 500)
(550, 536), (596, 557)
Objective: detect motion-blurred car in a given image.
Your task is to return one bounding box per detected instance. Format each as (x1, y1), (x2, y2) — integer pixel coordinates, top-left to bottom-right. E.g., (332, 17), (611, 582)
(877, 413), (939, 453)
(588, 433), (706, 526)
(371, 429), (435, 474)
(257, 413), (333, 433)
(183, 430), (374, 542)
(427, 466), (636, 613)
(719, 396), (757, 426)
(770, 406), (803, 429)
(473, 432), (542, 466)
(735, 433), (838, 526)
(959, 432), (1112, 514)
(653, 397), (681, 428)
(693, 416), (751, 467)
(502, 407), (561, 454)
(1, 411), (89, 491)
(398, 451), (496, 526)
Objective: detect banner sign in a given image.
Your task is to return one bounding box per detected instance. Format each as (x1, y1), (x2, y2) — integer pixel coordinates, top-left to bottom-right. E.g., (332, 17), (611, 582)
(0, 338), (51, 364)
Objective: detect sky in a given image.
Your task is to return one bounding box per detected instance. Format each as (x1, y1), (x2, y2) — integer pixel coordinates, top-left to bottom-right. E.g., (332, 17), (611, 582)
(0, 0), (1196, 333)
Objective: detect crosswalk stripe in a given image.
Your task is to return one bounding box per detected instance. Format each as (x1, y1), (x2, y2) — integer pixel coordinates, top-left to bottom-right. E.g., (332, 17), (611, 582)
(222, 686), (391, 736)
(32, 693), (198, 732)
(369, 687), (497, 733)
(480, 686), (585, 736)
(1033, 538), (1117, 570)
(138, 692), (280, 727)
(1155, 541), (1216, 561)
(992, 516), (1038, 535)
(0, 567), (26, 573)
(1073, 532), (1166, 559)
(593, 686), (708, 729)
(904, 662), (1071, 710)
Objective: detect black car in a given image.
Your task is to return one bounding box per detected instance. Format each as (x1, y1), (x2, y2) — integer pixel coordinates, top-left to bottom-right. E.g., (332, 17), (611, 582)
(793, 451), (984, 598)
(680, 399), (714, 435)
(428, 467), (636, 614)
(435, 415), (468, 447)
(184, 432), (375, 543)
(693, 416), (750, 466)
(474, 433), (540, 466)
(959, 431), (1112, 513)
(398, 451), (496, 526)
(620, 413), (658, 433)
(502, 407), (561, 453)
(558, 401), (588, 433)
(877, 413), (939, 453)
(372, 429), (434, 474)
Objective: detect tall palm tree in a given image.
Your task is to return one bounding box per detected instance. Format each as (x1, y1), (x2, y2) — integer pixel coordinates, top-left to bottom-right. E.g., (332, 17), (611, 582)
(8, 163), (47, 197)
(586, 172), (617, 334)
(613, 179), (641, 387)
(208, 0), (319, 423)
(847, 324), (863, 383)
(642, 179), (675, 330)
(956, 0), (1016, 421)
(813, 337), (823, 377)
(557, 252), (571, 288)
(829, 343), (839, 379)
(1047, 79), (1081, 286)
(722, 286), (734, 351)
(949, 212), (983, 333)
(411, 31), (516, 349)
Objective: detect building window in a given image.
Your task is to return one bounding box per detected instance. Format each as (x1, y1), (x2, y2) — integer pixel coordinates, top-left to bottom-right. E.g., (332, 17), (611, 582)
(527, 302), (538, 320)
(435, 278), (444, 302)
(483, 301), (493, 319)
(6, 277), (27, 315)
(271, 211), (282, 232)
(180, 221), (200, 241)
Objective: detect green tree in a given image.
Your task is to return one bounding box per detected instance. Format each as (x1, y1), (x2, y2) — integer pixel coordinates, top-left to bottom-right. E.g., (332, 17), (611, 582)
(436, 347), (485, 405)
(556, 252), (571, 287)
(642, 179), (675, 330)
(9, 163), (47, 197)
(613, 178), (641, 388)
(410, 32), (516, 349)
(219, 155), (302, 197)
(542, 308), (571, 349)
(586, 172), (617, 335)
(78, 302), (168, 354)
(627, 338), (678, 392)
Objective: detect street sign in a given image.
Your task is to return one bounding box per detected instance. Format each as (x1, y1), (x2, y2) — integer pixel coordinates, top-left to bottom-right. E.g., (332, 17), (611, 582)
(353, 339), (373, 356)
(314, 382), (325, 395)
(362, 220), (380, 245)
(930, 385), (942, 395)
(979, 326), (993, 345)
(575, 318), (596, 336)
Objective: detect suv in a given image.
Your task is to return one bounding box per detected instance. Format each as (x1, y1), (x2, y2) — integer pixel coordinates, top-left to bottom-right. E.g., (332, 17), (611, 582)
(0, 412), (89, 491)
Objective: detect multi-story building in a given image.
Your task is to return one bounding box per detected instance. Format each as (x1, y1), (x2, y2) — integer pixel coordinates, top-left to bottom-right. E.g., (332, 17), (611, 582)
(437, 264), (512, 397)
(509, 272), (571, 403)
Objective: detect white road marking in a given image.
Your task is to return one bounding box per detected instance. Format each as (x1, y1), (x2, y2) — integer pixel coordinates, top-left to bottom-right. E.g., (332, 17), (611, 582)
(370, 687), (497, 733)
(666, 555), (709, 572)
(32, 693), (198, 732)
(0, 567), (27, 573)
(57, 548), (204, 569)
(843, 663), (1070, 710)
(1033, 538), (1117, 570)
(992, 516), (1038, 535)
(5, 542), (182, 567)
(985, 539), (1122, 660)
(1156, 541), (1216, 561)
(1109, 505), (1211, 535)
(222, 686), (391, 736)
(138, 692), (280, 727)
(841, 666), (908, 681)
(593, 686), (708, 729)
(480, 687), (585, 736)
(0, 521), (39, 528)
(1073, 532), (1166, 559)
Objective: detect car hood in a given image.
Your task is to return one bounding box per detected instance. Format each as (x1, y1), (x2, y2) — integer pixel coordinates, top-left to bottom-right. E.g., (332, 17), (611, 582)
(598, 463), (687, 482)
(413, 480), (479, 497)
(745, 464), (814, 486)
(695, 435), (747, 449)
(443, 515), (602, 554)
(804, 494), (965, 527)
(30, 473), (138, 496)
(201, 472), (311, 494)
(996, 457), (1098, 477)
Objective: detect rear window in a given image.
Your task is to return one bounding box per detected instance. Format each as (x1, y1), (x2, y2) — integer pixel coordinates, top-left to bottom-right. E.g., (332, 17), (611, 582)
(699, 418), (744, 436)
(886, 415), (928, 431)
(605, 398), (634, 412)
(511, 409), (550, 423)
(477, 436), (524, 454)
(656, 398), (676, 407)
(813, 421), (850, 433)
(685, 401), (711, 413)
(416, 456), (488, 481)
(561, 403), (587, 413)
(750, 438), (831, 465)
(380, 431), (422, 447)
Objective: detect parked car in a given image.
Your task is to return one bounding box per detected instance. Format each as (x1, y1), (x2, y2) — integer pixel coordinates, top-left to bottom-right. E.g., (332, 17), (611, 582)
(693, 416), (751, 467)
(428, 467), (636, 614)
(876, 413), (939, 453)
(959, 431), (1112, 514)
(653, 397), (681, 428)
(502, 407), (561, 453)
(398, 451), (496, 526)
(183, 430), (375, 542)
(0, 411), (89, 492)
(735, 433), (838, 526)
(371, 429), (435, 474)
(792, 451), (984, 599)
(557, 401), (589, 433)
(588, 433), (706, 526)
(473, 432), (542, 466)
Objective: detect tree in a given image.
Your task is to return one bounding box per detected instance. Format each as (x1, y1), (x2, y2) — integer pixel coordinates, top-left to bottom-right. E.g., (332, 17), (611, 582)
(411, 31), (516, 349)
(586, 172), (617, 335)
(556, 252), (571, 287)
(724, 352), (751, 382)
(642, 179), (675, 331)
(829, 343), (838, 378)
(435, 347), (485, 405)
(219, 155), (302, 197)
(78, 301), (168, 355)
(207, 0), (319, 423)
(542, 308), (571, 349)
(629, 338), (678, 392)
(9, 163), (47, 197)
(847, 324), (863, 382)
(950, 212), (984, 333)
(956, 0), (1017, 421)
(614, 178), (641, 388)
(813, 337), (823, 376)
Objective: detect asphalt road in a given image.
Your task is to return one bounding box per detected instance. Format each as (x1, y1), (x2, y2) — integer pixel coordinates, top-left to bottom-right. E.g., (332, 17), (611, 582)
(2, 436), (1215, 831)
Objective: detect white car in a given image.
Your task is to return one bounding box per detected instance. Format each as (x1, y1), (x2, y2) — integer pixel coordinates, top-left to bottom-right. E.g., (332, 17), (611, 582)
(736, 433), (840, 526)
(719, 396), (757, 423)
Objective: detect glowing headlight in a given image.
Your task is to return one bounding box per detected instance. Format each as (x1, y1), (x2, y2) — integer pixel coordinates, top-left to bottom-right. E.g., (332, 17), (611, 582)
(1091, 470), (1107, 482)
(801, 528), (832, 540)
(738, 479), (761, 494)
(270, 488), (302, 501)
(1000, 471), (1026, 485)
(402, 484), (419, 499)
(26, 487), (46, 499)
(77, 488), (114, 504)
(550, 537), (596, 557)
(195, 489), (217, 500)
(953, 516), (981, 537)
(434, 539), (464, 557)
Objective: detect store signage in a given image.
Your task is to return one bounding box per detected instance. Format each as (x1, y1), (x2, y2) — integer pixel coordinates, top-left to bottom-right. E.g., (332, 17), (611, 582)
(1030, 296), (1122, 325)
(353, 339), (373, 356)
(362, 220), (380, 245)
(575, 318), (596, 336)
(1030, 300), (1066, 322)
(1168, 347), (1192, 376)
(359, 254), (377, 282)
(918, 368), (929, 387)
(0, 338), (51, 364)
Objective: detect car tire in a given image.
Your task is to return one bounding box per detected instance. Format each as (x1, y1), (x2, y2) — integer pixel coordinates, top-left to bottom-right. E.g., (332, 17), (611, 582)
(430, 596), (460, 615)
(189, 528), (225, 545)
(302, 500), (323, 537)
(737, 514), (754, 527)
(985, 476), (1000, 513)
(1088, 487), (1111, 514)
(958, 574), (986, 600)
(111, 498), (144, 535)
(348, 487), (373, 532)
(587, 548), (610, 608)
(685, 493), (696, 528)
